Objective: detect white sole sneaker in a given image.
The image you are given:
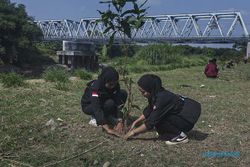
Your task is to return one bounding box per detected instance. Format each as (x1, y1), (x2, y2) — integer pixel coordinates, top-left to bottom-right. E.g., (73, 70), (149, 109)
(88, 118), (98, 127)
(165, 138), (189, 145)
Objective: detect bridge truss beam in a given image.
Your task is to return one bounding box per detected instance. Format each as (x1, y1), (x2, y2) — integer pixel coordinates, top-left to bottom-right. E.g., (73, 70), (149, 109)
(36, 12), (250, 43)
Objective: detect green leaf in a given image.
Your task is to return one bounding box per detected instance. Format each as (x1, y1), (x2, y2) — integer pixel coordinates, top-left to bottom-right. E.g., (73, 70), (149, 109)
(97, 10), (104, 15)
(103, 26), (113, 34)
(139, 0), (148, 8)
(122, 107), (128, 114)
(134, 18), (145, 29)
(118, 0), (126, 8)
(100, 0), (112, 4)
(133, 1), (139, 12)
(129, 78), (135, 83)
(112, 0), (120, 12)
(121, 9), (136, 17)
(121, 20), (131, 38)
(131, 104), (141, 110)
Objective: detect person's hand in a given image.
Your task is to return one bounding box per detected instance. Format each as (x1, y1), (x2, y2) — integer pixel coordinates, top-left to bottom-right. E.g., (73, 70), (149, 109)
(102, 124), (121, 137)
(129, 121), (137, 131)
(114, 122), (124, 134)
(124, 130), (135, 140)
(106, 128), (121, 137)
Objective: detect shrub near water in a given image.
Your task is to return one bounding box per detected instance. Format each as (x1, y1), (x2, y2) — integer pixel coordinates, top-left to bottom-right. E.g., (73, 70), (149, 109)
(0, 72), (25, 87)
(136, 44), (182, 65)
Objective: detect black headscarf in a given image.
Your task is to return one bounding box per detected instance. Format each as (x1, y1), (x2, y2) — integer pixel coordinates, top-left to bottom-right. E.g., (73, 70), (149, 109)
(98, 66), (119, 85)
(137, 74), (164, 98)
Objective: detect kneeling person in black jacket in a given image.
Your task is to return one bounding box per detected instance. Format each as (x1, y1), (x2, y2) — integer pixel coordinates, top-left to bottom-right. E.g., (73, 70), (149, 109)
(124, 74), (201, 145)
(81, 67), (127, 136)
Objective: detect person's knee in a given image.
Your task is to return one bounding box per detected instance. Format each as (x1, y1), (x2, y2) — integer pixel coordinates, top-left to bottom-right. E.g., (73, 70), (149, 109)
(103, 99), (116, 112)
(82, 105), (94, 115)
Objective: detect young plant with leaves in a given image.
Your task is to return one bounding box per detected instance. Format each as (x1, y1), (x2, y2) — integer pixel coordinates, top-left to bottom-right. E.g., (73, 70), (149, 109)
(98, 0), (148, 128)
(98, 0), (148, 45)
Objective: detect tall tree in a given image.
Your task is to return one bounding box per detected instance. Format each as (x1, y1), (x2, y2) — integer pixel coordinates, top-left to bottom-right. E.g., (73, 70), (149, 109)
(0, 0), (42, 65)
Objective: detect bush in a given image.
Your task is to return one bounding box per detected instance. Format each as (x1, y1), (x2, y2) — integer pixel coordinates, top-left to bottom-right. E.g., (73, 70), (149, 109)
(42, 67), (69, 83)
(136, 44), (182, 65)
(0, 72), (25, 87)
(74, 69), (93, 80)
(54, 82), (69, 91)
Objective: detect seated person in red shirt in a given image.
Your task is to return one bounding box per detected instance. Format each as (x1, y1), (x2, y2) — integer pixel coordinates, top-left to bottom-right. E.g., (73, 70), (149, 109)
(204, 58), (219, 78)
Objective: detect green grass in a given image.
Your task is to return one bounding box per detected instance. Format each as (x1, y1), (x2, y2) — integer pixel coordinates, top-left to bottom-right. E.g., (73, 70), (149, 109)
(0, 72), (25, 88)
(0, 63), (249, 166)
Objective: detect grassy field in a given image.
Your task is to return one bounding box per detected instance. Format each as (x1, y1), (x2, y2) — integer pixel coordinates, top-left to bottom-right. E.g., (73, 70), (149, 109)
(0, 63), (249, 167)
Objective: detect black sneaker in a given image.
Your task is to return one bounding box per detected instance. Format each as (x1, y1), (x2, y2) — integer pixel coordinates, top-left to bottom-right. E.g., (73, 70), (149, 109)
(165, 132), (189, 145)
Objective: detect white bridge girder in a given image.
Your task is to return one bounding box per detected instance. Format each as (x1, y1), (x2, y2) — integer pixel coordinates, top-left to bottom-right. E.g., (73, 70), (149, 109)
(36, 12), (250, 43)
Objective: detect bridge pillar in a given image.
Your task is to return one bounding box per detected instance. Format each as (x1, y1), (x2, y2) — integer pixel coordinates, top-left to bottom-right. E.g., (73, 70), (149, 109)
(57, 41), (98, 71)
(59, 55), (63, 64)
(64, 55), (68, 65)
(245, 42), (250, 63)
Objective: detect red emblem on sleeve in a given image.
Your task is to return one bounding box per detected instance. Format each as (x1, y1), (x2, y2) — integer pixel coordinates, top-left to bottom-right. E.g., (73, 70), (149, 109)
(92, 91), (99, 97)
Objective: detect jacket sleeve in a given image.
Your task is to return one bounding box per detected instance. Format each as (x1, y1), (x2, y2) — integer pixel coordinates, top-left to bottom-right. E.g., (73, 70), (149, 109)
(143, 105), (151, 118)
(144, 94), (179, 130)
(89, 82), (107, 125)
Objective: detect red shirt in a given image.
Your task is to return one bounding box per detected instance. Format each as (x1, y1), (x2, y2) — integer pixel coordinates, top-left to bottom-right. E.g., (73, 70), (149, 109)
(204, 63), (218, 77)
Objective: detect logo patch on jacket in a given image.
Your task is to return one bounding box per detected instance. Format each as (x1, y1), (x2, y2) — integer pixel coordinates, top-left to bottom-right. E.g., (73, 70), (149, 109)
(153, 105), (157, 110)
(92, 91), (99, 97)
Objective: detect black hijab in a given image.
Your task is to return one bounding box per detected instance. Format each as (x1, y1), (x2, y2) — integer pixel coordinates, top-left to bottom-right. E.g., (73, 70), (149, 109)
(137, 74), (164, 98)
(98, 66), (119, 86)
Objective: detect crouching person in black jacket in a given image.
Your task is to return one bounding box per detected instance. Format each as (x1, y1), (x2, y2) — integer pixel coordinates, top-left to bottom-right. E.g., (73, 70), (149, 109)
(124, 74), (201, 145)
(81, 67), (127, 136)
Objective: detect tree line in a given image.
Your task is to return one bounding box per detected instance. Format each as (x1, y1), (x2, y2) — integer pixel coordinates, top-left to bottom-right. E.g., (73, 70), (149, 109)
(0, 0), (42, 65)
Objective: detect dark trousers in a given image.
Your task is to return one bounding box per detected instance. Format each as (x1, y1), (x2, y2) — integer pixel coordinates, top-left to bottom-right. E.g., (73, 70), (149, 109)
(82, 89), (127, 125)
(156, 115), (194, 139)
(156, 98), (201, 139)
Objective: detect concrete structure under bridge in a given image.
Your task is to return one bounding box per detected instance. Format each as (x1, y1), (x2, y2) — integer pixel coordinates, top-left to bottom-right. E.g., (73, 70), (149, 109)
(56, 41), (98, 70)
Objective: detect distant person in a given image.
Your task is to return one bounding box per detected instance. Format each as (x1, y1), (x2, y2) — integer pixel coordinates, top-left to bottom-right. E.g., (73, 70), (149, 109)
(225, 60), (234, 69)
(81, 66), (127, 137)
(124, 74), (201, 145)
(204, 58), (219, 78)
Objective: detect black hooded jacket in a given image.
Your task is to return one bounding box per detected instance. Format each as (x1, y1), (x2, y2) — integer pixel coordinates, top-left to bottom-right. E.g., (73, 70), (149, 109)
(138, 74), (185, 130)
(142, 90), (185, 130)
(81, 79), (120, 107)
(81, 67), (121, 125)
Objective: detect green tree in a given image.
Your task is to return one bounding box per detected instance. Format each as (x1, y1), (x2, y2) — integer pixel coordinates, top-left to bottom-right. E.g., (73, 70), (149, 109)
(0, 0), (42, 65)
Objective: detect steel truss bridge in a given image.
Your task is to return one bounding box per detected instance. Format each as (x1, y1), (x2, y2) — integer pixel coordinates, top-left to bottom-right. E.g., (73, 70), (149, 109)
(36, 11), (250, 44)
